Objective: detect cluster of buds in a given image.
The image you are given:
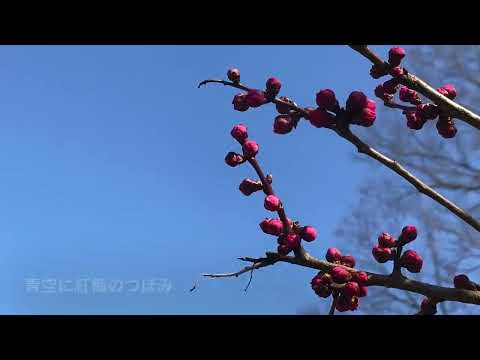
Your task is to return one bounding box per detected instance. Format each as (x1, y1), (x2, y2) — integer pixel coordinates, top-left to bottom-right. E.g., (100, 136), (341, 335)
(230, 67), (282, 112)
(400, 84), (458, 138)
(225, 123), (318, 257)
(370, 47), (459, 139)
(225, 124), (259, 168)
(372, 226), (423, 273)
(310, 248), (368, 312)
(228, 67), (378, 134)
(260, 218), (318, 255)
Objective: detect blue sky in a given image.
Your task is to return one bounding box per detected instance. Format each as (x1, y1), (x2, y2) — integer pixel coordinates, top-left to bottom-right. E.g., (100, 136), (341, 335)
(0, 45), (392, 314)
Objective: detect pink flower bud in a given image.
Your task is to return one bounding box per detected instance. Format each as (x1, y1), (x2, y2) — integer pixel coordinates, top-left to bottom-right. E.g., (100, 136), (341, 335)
(266, 77), (281, 96)
(326, 247), (342, 263)
(354, 271), (368, 284)
(406, 111), (425, 130)
(346, 91), (367, 113)
(227, 68), (240, 82)
(330, 266), (352, 284)
(239, 178), (262, 196)
(400, 225), (417, 244)
(400, 250), (423, 273)
(308, 108), (335, 128)
(399, 86), (421, 104)
(453, 274), (476, 290)
(300, 226), (317, 242)
(366, 99), (376, 111)
(225, 152), (245, 167)
(341, 255), (356, 268)
(230, 124), (248, 142)
(316, 89), (337, 111)
(372, 245), (392, 263)
(370, 64), (388, 79)
(359, 107), (376, 127)
(276, 96), (293, 114)
(437, 84), (457, 100)
(273, 115), (294, 134)
(285, 233), (301, 250)
(388, 46), (406, 67)
(358, 286), (368, 297)
(378, 232), (396, 248)
(232, 93), (249, 112)
(436, 116), (457, 139)
(264, 194), (281, 211)
(242, 139), (259, 158)
(245, 89), (268, 108)
(342, 281), (360, 297)
(417, 103), (439, 120)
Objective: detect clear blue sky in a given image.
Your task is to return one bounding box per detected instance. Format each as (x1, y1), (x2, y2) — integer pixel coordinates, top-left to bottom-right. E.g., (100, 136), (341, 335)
(0, 45), (392, 314)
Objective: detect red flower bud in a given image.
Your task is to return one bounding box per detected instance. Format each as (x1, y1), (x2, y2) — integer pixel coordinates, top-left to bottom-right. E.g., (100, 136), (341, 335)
(330, 266), (352, 284)
(399, 86), (421, 105)
(308, 108), (335, 128)
(346, 91), (367, 114)
(399, 225), (417, 245)
(260, 218), (284, 236)
(378, 232), (396, 248)
(406, 111), (425, 130)
(311, 272), (332, 290)
(436, 117), (457, 138)
(417, 103), (439, 120)
(285, 233), (301, 250)
(300, 226), (317, 242)
(326, 247), (342, 263)
(239, 178), (262, 196)
(342, 281), (360, 297)
(341, 255), (356, 268)
(266, 77), (281, 96)
(453, 274), (476, 290)
(359, 107), (376, 127)
(232, 93), (249, 112)
(400, 250), (423, 273)
(316, 89), (338, 111)
(354, 271), (368, 284)
(372, 245), (392, 263)
(388, 46), (406, 67)
(437, 84), (457, 100)
(225, 152), (245, 167)
(273, 115), (294, 134)
(366, 99), (376, 111)
(242, 140), (259, 158)
(227, 68), (240, 83)
(264, 194), (281, 211)
(230, 124), (248, 142)
(358, 286), (368, 297)
(245, 89), (268, 108)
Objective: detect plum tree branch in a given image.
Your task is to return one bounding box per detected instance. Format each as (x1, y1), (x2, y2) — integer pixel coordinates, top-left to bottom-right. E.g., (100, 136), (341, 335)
(203, 250), (480, 306)
(198, 79), (480, 232)
(349, 45), (480, 130)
